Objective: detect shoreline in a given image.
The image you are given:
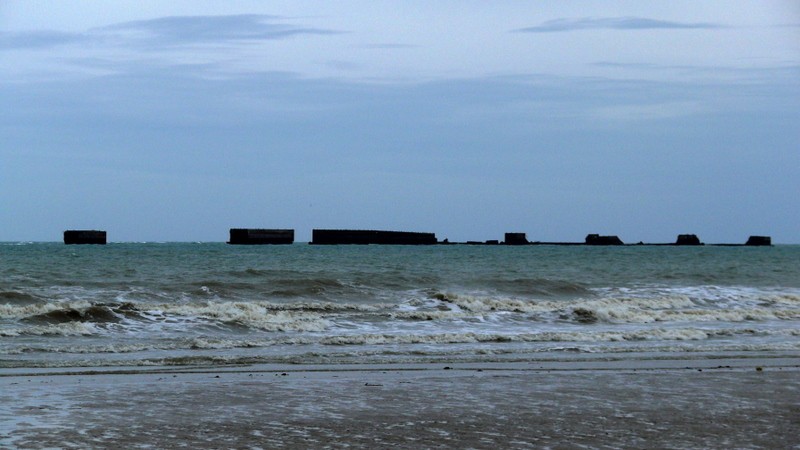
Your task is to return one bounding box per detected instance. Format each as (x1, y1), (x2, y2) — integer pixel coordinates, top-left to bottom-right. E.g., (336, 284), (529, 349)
(3, 349), (799, 378)
(3, 357), (798, 448)
(3, 353), (800, 377)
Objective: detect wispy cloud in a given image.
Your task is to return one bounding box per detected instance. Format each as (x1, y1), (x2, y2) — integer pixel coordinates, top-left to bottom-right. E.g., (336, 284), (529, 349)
(360, 43), (418, 50)
(516, 17), (722, 33)
(102, 14), (342, 44)
(0, 30), (88, 49)
(0, 15), (341, 51)
(589, 101), (709, 122)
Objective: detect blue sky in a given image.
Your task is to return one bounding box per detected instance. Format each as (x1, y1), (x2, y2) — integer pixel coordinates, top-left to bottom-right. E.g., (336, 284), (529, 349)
(2, 1), (798, 243)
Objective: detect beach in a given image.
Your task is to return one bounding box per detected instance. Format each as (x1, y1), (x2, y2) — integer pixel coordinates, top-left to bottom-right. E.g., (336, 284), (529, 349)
(2, 358), (798, 449)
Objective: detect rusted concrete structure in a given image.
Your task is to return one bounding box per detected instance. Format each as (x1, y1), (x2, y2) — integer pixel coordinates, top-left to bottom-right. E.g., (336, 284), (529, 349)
(504, 233), (529, 245)
(585, 234), (624, 245)
(675, 234), (703, 245)
(228, 229), (294, 245)
(745, 236), (772, 246)
(64, 230), (107, 245)
(311, 229), (437, 245)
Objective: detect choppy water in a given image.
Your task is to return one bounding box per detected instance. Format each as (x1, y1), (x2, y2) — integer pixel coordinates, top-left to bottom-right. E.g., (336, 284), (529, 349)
(1, 243), (799, 368)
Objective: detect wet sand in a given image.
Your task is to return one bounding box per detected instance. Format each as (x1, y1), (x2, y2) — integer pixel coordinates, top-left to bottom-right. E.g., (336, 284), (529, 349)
(2, 359), (799, 449)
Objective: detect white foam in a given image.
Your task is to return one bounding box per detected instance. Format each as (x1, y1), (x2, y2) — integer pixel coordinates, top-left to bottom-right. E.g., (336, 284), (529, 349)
(0, 301), (93, 319)
(0, 322), (95, 337)
(409, 289), (800, 325)
(153, 302), (333, 332)
(311, 326), (796, 346)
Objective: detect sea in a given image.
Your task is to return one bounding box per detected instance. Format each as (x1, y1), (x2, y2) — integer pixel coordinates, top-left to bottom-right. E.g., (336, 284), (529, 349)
(2, 242), (799, 370)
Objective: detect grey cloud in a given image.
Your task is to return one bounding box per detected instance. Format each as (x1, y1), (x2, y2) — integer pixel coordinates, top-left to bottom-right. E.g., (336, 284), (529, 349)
(516, 17), (722, 33)
(0, 30), (86, 49)
(593, 61), (658, 68)
(361, 43), (418, 49)
(591, 61), (800, 79)
(1, 15), (341, 51)
(101, 14), (342, 44)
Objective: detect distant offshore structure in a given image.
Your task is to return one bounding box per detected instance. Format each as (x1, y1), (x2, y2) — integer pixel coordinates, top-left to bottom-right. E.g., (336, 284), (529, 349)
(745, 236), (771, 246)
(63, 230), (107, 245)
(525, 233), (770, 247)
(675, 234), (703, 245)
(311, 229), (437, 245)
(227, 229), (294, 245)
(61, 229), (773, 246)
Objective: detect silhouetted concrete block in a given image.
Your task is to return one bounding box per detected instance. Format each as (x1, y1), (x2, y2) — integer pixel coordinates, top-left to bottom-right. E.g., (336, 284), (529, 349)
(745, 236), (771, 246)
(311, 229), (437, 245)
(675, 234), (702, 245)
(64, 230), (106, 245)
(585, 234), (624, 245)
(228, 229), (294, 245)
(504, 233), (528, 245)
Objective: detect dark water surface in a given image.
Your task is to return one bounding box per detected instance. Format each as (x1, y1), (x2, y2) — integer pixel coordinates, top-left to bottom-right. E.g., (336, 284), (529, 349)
(2, 243), (799, 368)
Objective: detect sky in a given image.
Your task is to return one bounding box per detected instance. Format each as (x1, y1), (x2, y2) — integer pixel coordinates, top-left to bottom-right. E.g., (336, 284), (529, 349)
(1, 1), (799, 243)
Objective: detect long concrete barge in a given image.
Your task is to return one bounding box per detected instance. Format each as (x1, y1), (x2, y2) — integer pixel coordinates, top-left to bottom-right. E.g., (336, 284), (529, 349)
(311, 229), (437, 245)
(227, 229), (294, 245)
(64, 230), (107, 245)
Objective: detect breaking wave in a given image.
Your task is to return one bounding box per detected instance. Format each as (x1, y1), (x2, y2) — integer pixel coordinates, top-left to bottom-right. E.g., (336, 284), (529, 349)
(1, 299), (390, 335)
(2, 288), (800, 337)
(0, 322), (95, 337)
(401, 291), (800, 324)
(4, 327), (799, 360)
(0, 291), (42, 304)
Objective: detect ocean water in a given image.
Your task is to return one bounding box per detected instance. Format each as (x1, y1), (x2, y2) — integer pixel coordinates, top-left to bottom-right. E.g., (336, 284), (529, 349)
(1, 243), (799, 369)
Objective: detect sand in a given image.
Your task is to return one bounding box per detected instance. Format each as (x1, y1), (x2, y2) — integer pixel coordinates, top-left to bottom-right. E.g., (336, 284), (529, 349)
(2, 358), (799, 449)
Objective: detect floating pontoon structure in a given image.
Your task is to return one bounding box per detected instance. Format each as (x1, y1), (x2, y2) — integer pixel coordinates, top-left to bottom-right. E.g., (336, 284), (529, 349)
(711, 235), (773, 247)
(745, 236), (771, 246)
(584, 234), (624, 245)
(675, 234), (703, 245)
(64, 230), (107, 245)
(504, 233), (529, 245)
(228, 229), (294, 245)
(311, 229), (437, 245)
